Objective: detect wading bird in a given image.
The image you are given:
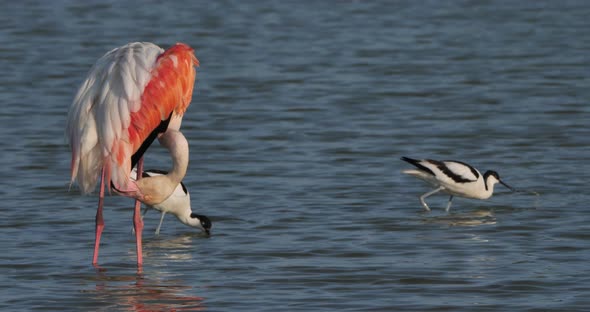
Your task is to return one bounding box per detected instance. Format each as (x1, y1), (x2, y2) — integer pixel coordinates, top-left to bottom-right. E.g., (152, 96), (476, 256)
(130, 168), (212, 236)
(401, 157), (514, 212)
(66, 42), (199, 266)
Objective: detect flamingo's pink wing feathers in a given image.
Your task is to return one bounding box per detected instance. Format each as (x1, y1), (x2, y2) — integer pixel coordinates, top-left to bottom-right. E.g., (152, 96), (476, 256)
(66, 42), (198, 194)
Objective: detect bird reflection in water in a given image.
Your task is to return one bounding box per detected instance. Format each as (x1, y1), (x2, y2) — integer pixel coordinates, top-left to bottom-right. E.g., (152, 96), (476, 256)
(91, 234), (207, 311)
(141, 233), (207, 261)
(422, 208), (497, 227)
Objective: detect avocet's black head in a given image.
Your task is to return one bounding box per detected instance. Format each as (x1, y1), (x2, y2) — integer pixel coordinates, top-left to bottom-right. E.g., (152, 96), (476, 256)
(190, 213), (212, 235)
(483, 170), (514, 191)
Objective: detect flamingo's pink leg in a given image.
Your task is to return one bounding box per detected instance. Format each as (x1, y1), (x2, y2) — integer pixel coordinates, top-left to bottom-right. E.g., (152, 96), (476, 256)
(133, 158), (144, 266)
(92, 167), (106, 266)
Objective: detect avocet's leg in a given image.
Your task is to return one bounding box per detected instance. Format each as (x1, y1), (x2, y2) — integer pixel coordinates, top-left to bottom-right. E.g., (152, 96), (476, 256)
(446, 195), (454, 212)
(155, 212), (166, 236)
(133, 158), (145, 267)
(93, 167), (106, 266)
(420, 186), (444, 212)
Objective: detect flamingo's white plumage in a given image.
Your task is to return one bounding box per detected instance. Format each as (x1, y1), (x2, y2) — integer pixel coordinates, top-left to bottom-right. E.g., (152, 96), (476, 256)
(66, 42), (199, 266)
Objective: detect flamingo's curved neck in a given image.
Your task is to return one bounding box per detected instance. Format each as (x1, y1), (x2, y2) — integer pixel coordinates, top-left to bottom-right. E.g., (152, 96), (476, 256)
(159, 130), (189, 185)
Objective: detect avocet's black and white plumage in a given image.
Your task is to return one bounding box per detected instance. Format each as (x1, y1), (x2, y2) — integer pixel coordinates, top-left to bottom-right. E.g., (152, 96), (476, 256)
(131, 168), (212, 235)
(401, 157), (514, 211)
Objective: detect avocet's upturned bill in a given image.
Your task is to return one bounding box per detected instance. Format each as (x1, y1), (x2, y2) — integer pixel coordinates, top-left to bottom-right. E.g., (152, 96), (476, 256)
(401, 157), (514, 212)
(131, 168), (211, 236)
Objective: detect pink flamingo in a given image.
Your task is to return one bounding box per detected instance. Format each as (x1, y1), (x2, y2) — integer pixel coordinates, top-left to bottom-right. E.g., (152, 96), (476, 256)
(66, 42), (199, 266)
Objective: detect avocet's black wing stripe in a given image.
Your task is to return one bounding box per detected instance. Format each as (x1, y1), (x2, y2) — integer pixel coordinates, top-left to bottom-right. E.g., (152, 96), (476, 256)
(443, 160), (479, 179)
(401, 157), (436, 176)
(436, 160), (479, 183)
(143, 169), (169, 177)
(138, 169), (187, 195)
(143, 169), (188, 194)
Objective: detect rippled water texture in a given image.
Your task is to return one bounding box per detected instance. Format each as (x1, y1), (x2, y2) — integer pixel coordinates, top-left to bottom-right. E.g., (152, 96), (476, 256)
(1, 1), (589, 311)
